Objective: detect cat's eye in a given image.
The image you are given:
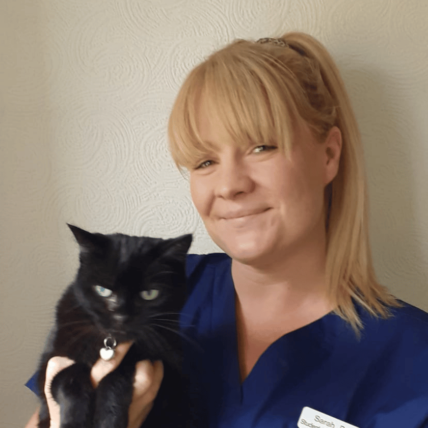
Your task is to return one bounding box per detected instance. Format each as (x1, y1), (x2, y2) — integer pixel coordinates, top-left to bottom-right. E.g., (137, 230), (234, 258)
(140, 289), (160, 301)
(94, 285), (113, 298)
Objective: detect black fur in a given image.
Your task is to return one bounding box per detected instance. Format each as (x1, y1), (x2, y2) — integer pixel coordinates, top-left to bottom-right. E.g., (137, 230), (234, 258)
(36, 225), (193, 428)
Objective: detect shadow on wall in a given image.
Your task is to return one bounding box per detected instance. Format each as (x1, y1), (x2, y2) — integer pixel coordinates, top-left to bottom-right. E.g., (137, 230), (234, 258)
(0, 1), (64, 426)
(342, 65), (427, 311)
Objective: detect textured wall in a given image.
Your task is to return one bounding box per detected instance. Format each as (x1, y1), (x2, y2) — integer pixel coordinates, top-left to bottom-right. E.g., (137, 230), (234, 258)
(1, 0), (427, 425)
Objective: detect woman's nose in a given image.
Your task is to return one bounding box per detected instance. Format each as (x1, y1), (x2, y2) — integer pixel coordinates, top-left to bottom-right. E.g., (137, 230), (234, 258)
(215, 159), (254, 199)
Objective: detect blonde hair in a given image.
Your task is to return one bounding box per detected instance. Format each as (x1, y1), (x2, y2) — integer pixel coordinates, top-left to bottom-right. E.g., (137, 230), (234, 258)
(168, 32), (399, 332)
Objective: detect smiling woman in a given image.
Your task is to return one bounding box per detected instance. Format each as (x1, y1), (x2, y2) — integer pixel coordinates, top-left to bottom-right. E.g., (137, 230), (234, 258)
(168, 32), (397, 332)
(27, 32), (428, 428)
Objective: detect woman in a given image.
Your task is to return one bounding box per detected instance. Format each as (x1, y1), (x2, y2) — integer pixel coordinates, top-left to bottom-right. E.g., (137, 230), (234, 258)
(26, 32), (428, 428)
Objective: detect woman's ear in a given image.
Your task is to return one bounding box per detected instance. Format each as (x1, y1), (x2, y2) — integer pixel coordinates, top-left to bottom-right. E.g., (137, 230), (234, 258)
(323, 126), (342, 185)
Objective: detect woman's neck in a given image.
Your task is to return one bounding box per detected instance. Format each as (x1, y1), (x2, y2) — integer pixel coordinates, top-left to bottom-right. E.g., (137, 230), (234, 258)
(231, 236), (333, 316)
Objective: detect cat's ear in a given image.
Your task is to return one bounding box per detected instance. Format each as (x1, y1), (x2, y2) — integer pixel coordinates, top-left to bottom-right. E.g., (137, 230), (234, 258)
(67, 224), (107, 253)
(162, 234), (193, 260)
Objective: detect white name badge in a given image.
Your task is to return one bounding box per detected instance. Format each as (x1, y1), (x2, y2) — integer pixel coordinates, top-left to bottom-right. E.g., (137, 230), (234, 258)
(298, 407), (359, 428)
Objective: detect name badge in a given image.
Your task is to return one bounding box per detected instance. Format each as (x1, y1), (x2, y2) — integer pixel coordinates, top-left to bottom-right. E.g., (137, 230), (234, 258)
(298, 407), (359, 428)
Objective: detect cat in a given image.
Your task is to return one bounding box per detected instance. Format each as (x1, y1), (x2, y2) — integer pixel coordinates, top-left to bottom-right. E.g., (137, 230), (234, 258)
(36, 224), (193, 428)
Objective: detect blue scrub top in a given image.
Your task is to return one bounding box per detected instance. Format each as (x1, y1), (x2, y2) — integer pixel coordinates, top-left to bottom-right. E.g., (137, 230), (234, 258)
(27, 253), (428, 427)
(181, 253), (428, 428)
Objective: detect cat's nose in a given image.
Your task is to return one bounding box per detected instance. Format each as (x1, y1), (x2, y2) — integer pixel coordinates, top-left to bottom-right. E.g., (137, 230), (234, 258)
(113, 313), (129, 323)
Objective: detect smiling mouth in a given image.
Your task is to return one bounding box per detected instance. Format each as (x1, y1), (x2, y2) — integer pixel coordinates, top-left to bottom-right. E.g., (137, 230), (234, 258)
(221, 208), (271, 221)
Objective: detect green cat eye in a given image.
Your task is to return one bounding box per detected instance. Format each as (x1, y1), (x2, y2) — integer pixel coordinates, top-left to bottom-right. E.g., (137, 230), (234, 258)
(140, 289), (160, 301)
(94, 285), (113, 297)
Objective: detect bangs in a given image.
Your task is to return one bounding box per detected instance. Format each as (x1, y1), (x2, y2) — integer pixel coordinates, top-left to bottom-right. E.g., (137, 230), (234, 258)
(168, 41), (305, 170)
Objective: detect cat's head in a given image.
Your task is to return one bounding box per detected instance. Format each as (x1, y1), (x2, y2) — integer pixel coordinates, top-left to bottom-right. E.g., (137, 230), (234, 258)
(67, 224), (192, 345)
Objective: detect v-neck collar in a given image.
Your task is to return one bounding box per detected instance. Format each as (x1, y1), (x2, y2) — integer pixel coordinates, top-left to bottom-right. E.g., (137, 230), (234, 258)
(213, 257), (340, 407)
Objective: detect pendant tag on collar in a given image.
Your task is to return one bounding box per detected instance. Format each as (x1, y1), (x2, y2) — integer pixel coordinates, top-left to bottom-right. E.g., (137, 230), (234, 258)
(298, 407), (359, 428)
(100, 336), (117, 361)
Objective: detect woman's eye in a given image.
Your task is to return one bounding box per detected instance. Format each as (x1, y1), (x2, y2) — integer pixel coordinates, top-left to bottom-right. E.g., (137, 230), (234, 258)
(253, 145), (277, 153)
(94, 285), (113, 297)
(196, 160), (213, 169)
(140, 289), (160, 301)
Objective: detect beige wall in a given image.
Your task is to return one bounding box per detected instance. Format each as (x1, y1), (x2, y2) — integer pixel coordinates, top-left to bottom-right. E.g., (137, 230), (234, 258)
(1, 0), (427, 425)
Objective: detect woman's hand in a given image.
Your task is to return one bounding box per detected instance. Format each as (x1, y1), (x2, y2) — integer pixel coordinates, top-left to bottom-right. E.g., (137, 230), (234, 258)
(90, 342), (164, 428)
(44, 356), (75, 428)
(26, 342), (164, 428)
(127, 359), (164, 428)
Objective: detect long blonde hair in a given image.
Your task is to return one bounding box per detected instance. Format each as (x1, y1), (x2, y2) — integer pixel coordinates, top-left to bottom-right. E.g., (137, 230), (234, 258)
(168, 32), (399, 332)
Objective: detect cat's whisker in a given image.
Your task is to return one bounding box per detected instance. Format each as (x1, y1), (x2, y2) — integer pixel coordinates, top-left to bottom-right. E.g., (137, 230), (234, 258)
(57, 320), (91, 329)
(153, 319), (197, 329)
(147, 314), (180, 321)
(64, 326), (102, 350)
(150, 323), (202, 351)
(148, 311), (181, 316)
(145, 270), (180, 278)
(149, 317), (195, 328)
(147, 311), (193, 319)
(61, 303), (84, 314)
(142, 326), (170, 354)
(147, 314), (195, 328)
(149, 318), (181, 324)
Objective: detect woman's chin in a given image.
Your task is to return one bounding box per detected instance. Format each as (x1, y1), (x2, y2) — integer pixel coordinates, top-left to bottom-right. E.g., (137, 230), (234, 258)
(221, 241), (272, 266)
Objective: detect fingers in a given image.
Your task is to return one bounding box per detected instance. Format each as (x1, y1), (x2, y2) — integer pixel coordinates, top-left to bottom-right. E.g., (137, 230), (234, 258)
(90, 341), (132, 388)
(133, 360), (164, 402)
(127, 360), (164, 428)
(45, 356), (75, 428)
(24, 408), (40, 428)
(43, 343), (139, 428)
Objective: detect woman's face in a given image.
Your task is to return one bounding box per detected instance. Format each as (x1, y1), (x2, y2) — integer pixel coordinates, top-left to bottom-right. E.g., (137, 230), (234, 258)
(189, 107), (341, 269)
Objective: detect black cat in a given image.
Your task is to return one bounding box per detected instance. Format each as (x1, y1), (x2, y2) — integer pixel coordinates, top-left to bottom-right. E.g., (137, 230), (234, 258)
(36, 225), (193, 428)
